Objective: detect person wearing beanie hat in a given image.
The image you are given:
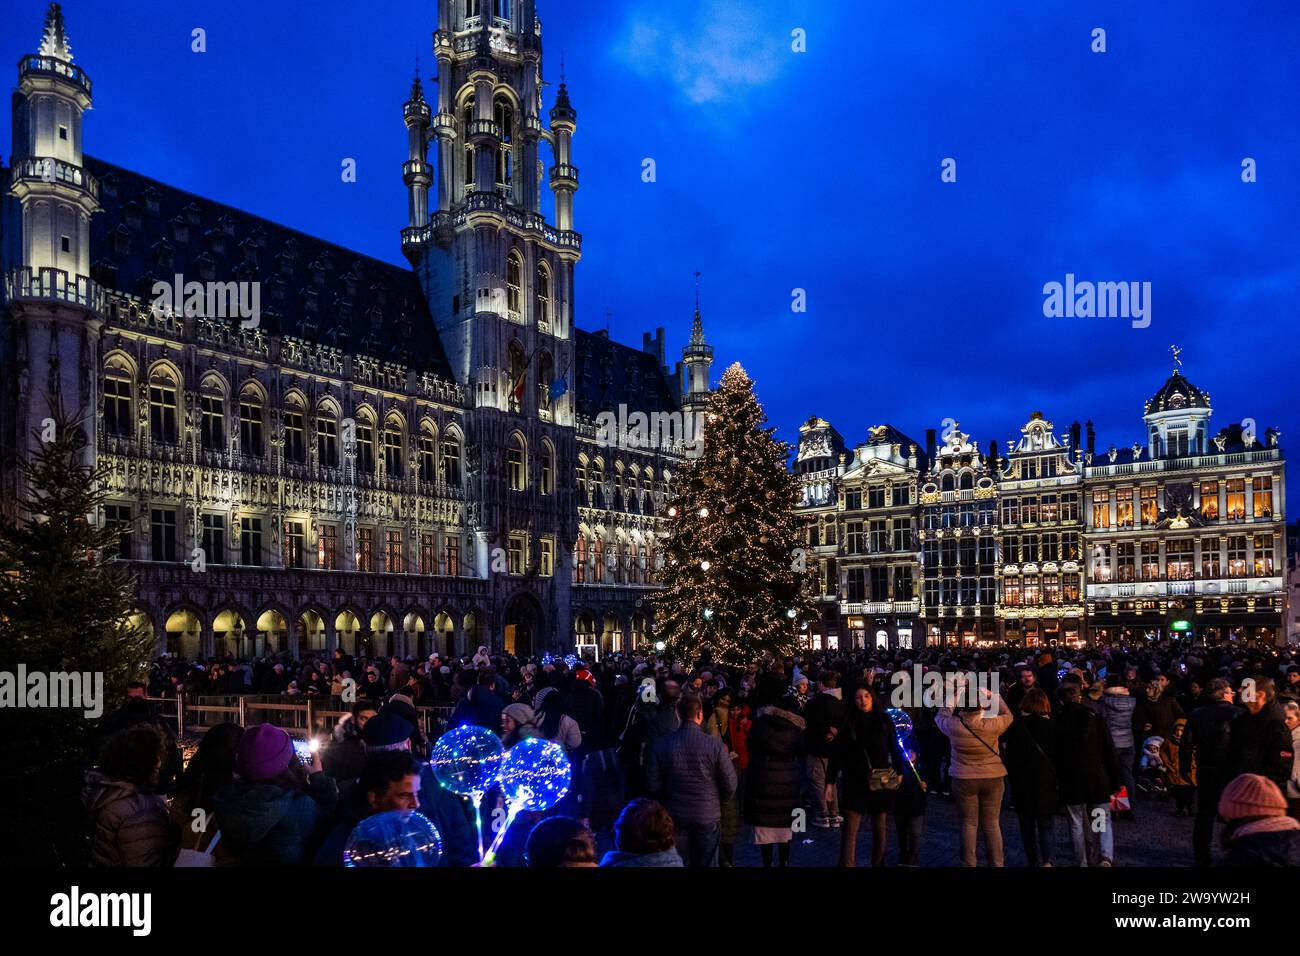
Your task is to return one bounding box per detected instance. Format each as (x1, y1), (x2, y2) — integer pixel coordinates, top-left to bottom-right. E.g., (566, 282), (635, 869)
(362, 710), (416, 752)
(501, 703), (538, 748)
(1216, 773), (1300, 867)
(211, 724), (338, 866)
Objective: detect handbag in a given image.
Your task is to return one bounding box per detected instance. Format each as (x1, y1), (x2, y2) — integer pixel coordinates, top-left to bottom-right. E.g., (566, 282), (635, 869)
(863, 739), (903, 791)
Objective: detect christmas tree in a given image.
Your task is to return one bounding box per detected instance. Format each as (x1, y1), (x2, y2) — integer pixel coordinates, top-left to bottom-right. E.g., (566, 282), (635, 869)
(0, 402), (153, 863)
(656, 364), (815, 665)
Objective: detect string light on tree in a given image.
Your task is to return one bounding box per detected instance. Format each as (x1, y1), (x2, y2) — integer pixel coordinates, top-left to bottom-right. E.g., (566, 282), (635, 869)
(656, 364), (817, 665)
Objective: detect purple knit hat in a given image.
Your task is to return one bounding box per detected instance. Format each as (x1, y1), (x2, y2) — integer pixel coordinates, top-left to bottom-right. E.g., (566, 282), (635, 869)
(236, 723), (294, 782)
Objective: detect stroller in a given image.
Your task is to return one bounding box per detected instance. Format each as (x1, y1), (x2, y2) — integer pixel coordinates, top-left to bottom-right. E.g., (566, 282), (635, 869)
(1136, 735), (1169, 798)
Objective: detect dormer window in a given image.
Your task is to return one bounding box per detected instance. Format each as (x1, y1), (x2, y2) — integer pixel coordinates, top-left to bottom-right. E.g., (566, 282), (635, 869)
(143, 188), (160, 214)
(170, 217), (189, 244)
(152, 239), (174, 270)
(219, 214), (236, 237)
(183, 203), (202, 226)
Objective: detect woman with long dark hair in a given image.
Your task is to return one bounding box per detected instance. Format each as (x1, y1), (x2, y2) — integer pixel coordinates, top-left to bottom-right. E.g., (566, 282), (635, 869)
(830, 683), (903, 867)
(169, 722), (244, 861)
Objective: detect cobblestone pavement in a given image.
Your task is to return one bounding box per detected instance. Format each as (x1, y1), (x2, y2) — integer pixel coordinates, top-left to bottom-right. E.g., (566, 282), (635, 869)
(611, 788), (1197, 868)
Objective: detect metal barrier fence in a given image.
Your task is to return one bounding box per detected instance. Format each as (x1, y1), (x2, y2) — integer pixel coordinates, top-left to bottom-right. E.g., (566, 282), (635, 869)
(148, 695), (454, 740)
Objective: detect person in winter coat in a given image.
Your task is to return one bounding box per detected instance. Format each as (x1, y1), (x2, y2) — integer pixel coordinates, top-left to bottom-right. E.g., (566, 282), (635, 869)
(1054, 684), (1122, 867)
(313, 751), (426, 866)
(361, 711), (479, 867)
(1101, 679), (1139, 818)
(322, 703), (378, 781)
(536, 690), (583, 754)
(703, 688), (743, 866)
(500, 703), (539, 749)
(1160, 717), (1197, 816)
(892, 711), (927, 866)
(1284, 700), (1300, 821)
(1138, 676), (1185, 741)
(169, 722), (244, 862)
(599, 798), (684, 868)
(1182, 679), (1246, 866)
(936, 688), (1014, 867)
(804, 672), (846, 829)
(1216, 774), (1300, 867)
(644, 695), (737, 867)
(212, 724), (338, 866)
(84, 723), (178, 867)
(1231, 677), (1294, 789)
(743, 700), (806, 867)
(831, 683), (904, 867)
(1003, 688), (1059, 867)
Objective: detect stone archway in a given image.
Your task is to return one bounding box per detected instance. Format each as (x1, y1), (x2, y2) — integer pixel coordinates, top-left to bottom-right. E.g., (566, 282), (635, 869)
(504, 591), (543, 658)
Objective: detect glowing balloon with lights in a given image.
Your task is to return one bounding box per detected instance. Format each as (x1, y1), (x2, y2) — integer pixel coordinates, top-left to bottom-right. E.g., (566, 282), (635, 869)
(886, 707), (913, 740)
(343, 811), (442, 867)
(481, 738), (572, 866)
(430, 724), (504, 796)
(499, 737), (571, 812)
(429, 724), (504, 860)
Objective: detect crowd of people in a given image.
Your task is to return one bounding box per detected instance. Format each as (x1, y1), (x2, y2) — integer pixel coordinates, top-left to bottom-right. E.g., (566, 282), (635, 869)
(82, 638), (1300, 867)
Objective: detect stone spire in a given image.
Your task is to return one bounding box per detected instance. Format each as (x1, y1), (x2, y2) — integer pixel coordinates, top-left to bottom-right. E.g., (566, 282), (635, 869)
(39, 3), (73, 62)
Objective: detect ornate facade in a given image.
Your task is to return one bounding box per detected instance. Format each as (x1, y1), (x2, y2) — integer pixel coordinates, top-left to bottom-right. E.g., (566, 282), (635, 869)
(794, 363), (1287, 648)
(0, 3), (711, 660)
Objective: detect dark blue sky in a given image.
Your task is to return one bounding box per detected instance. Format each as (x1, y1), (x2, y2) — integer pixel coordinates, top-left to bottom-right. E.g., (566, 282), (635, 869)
(7, 0), (1298, 463)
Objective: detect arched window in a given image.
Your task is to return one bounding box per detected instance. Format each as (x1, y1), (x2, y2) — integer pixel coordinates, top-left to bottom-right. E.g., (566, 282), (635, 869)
(941, 473), (955, 493)
(592, 538), (605, 584)
(317, 403), (340, 468)
(383, 415), (405, 479)
(960, 471), (974, 491)
(591, 459), (605, 509)
(441, 431), (462, 485)
(419, 423), (438, 483)
(576, 457), (589, 506)
(149, 366), (180, 444)
(103, 356), (135, 438)
(614, 464), (626, 511)
(461, 93), (476, 191)
(536, 263), (552, 329)
(354, 409), (376, 475)
(540, 440), (555, 496)
(284, 392), (306, 463)
(506, 252), (523, 317)
(507, 432), (527, 491)
(238, 385), (264, 457)
(494, 95), (514, 192)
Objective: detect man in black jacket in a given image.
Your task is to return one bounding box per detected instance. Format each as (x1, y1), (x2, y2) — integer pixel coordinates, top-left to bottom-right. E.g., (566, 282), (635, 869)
(1232, 677), (1294, 787)
(1181, 678), (1245, 866)
(804, 672), (845, 828)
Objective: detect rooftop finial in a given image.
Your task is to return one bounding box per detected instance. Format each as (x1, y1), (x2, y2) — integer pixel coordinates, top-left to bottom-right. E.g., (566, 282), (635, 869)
(40, 2), (73, 62)
(691, 271), (706, 346)
(409, 56), (425, 102)
(1171, 343), (1183, 373)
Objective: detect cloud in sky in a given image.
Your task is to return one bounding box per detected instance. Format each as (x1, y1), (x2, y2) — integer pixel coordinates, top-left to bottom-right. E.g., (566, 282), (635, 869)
(612, 0), (790, 105)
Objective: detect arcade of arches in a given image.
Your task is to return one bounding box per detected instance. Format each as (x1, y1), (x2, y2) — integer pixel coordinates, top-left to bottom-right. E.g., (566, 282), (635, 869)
(149, 604), (482, 660)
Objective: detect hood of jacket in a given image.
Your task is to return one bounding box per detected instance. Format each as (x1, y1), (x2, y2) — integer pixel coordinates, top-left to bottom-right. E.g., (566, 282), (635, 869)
(82, 770), (146, 814)
(213, 781), (296, 844)
(756, 705), (806, 731)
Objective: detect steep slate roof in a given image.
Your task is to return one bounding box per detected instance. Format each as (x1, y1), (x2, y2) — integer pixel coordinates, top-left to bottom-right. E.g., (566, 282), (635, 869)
(83, 156), (454, 378)
(573, 327), (680, 419)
